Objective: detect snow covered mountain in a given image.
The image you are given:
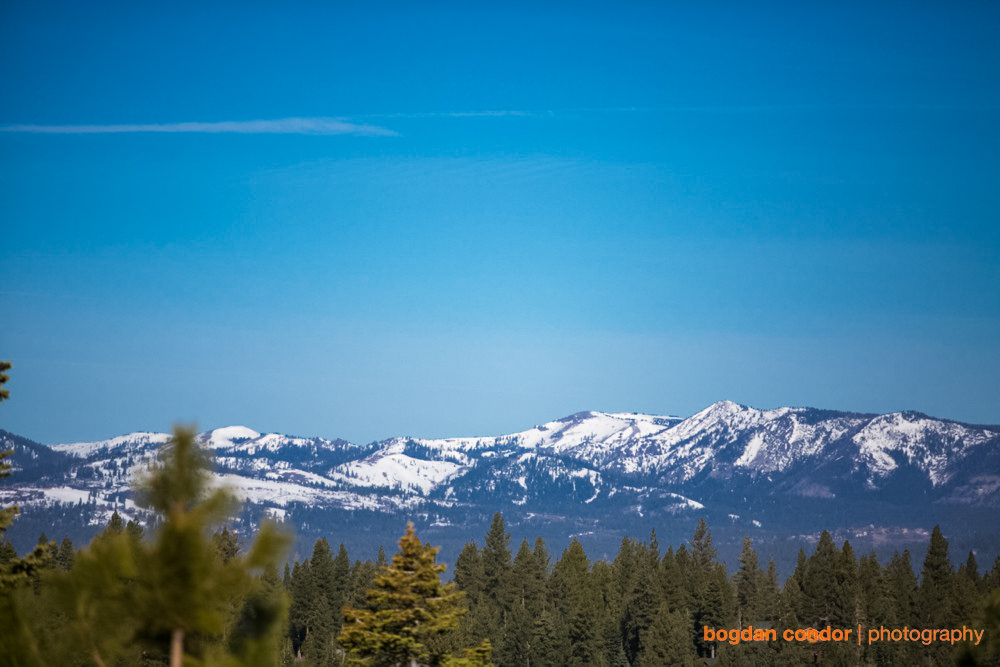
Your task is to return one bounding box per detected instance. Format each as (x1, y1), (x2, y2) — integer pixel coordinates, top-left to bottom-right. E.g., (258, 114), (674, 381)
(2, 402), (998, 566)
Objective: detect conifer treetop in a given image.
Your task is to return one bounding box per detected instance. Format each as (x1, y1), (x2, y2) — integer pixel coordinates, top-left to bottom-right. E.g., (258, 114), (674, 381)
(340, 522), (470, 666)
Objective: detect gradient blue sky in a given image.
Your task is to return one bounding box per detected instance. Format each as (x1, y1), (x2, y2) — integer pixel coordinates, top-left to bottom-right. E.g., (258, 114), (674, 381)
(2, 1), (998, 445)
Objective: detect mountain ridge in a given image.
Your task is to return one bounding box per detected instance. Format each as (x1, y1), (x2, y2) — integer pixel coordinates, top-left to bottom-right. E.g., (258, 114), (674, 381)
(3, 400), (999, 571)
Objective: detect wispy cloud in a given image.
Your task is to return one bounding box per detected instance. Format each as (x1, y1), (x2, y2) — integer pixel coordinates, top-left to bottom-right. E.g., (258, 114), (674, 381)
(0, 117), (398, 136)
(355, 103), (998, 119)
(5, 104), (992, 137)
(359, 110), (545, 118)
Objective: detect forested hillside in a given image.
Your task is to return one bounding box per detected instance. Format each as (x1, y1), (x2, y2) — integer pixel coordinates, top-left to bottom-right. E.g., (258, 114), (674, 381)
(3, 511), (999, 665)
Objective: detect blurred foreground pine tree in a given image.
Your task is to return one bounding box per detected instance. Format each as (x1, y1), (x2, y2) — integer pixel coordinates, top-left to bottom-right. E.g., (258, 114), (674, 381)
(0, 426), (291, 667)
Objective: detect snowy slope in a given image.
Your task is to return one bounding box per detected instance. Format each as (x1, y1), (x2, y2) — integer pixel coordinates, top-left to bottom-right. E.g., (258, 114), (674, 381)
(3, 402), (999, 534)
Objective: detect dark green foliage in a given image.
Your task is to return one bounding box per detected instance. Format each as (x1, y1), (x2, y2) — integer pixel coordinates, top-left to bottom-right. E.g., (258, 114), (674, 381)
(616, 535), (661, 665)
(735, 536), (762, 626)
(638, 604), (694, 667)
(920, 525), (955, 625)
(0, 360), (10, 402)
(455, 541), (484, 604)
(453, 530), (505, 656)
(920, 525), (959, 665)
(55, 536), (75, 571)
(304, 537), (335, 663)
(800, 530), (839, 626)
(659, 546), (691, 614)
(496, 538), (549, 666)
(0, 539), (17, 564)
(288, 559), (312, 655)
(834, 539), (858, 627)
(687, 519), (733, 659)
(550, 538), (604, 665)
(886, 549), (918, 626)
(333, 543), (352, 630)
(482, 512), (513, 610)
(297, 537), (350, 665)
(125, 518), (144, 542)
(349, 557), (379, 608)
(376, 545), (387, 569)
(4, 489), (1000, 667)
(104, 510), (125, 536)
(213, 527), (240, 564)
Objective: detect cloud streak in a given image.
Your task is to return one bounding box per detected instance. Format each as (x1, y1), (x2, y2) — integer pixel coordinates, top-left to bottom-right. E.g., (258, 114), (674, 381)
(355, 103), (999, 119)
(0, 117), (398, 136)
(5, 104), (992, 136)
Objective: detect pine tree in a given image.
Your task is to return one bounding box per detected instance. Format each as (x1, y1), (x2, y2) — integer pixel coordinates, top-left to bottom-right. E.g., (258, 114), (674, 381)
(1, 361), (18, 534)
(304, 538), (337, 664)
(919, 525), (954, 626)
(659, 546), (691, 614)
(954, 551), (983, 625)
(125, 518), (144, 542)
(482, 512), (513, 612)
(0, 360), (10, 402)
(288, 559), (313, 656)
(687, 520), (730, 660)
(3, 427), (289, 666)
(454, 541), (484, 605)
(349, 558), (379, 608)
(532, 537), (550, 579)
(760, 559), (781, 624)
(800, 530), (839, 626)
(783, 547), (807, 618)
(454, 539), (497, 651)
(962, 551), (981, 589)
(590, 559), (624, 667)
(377, 545), (388, 570)
(104, 510), (125, 536)
(734, 536), (762, 627)
(884, 548), (930, 665)
(0, 539), (16, 565)
(616, 535), (661, 665)
(133, 426), (291, 666)
(527, 608), (560, 667)
(550, 538), (604, 666)
(691, 518), (716, 569)
(638, 604), (694, 667)
(332, 543), (352, 633)
(213, 527), (240, 564)
(56, 537), (75, 571)
(497, 538), (548, 666)
(339, 522), (468, 666)
(856, 552), (898, 666)
(834, 539), (858, 628)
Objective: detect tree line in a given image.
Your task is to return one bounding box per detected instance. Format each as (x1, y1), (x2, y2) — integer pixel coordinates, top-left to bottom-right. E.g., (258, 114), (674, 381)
(5, 504), (1000, 666)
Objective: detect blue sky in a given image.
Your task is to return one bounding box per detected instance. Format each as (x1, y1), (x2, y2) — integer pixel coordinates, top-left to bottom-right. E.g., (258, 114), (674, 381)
(2, 1), (998, 444)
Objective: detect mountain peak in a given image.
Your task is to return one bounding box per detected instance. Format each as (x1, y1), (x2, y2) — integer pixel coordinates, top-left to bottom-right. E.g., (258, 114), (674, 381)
(202, 425), (262, 448)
